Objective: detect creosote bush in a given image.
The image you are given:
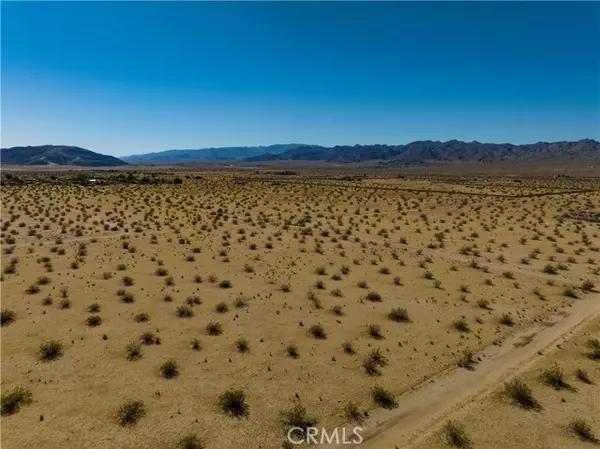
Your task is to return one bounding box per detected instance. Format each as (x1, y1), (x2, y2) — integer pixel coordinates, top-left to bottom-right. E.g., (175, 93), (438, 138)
(126, 342), (142, 361)
(219, 280), (232, 289)
(160, 359), (179, 379)
(344, 401), (364, 425)
(541, 364), (570, 390)
(1, 387), (33, 416)
(206, 322), (223, 336)
(176, 305), (194, 318)
(388, 307), (410, 323)
(569, 419), (598, 443)
(453, 319), (470, 333)
(117, 400), (146, 426)
(309, 324), (327, 339)
(86, 315), (102, 327)
(371, 386), (397, 409)
(1, 309), (16, 327)
(176, 434), (205, 449)
(500, 313), (515, 326)
(443, 420), (472, 448)
(235, 338), (250, 353)
(281, 400), (318, 438)
(286, 344), (299, 358)
(504, 379), (540, 410)
(219, 389), (249, 418)
(39, 340), (63, 361)
(366, 291), (382, 302)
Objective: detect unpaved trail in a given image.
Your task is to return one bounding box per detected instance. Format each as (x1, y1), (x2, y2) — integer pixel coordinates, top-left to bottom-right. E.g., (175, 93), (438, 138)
(320, 294), (600, 449)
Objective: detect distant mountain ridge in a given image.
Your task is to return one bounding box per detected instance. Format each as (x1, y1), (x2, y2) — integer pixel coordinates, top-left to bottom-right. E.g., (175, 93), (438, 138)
(1, 145), (127, 167)
(121, 144), (311, 164)
(3, 140), (598, 167)
(244, 139), (600, 164)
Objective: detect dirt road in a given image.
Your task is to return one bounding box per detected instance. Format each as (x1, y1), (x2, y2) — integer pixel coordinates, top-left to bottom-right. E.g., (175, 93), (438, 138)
(320, 294), (600, 449)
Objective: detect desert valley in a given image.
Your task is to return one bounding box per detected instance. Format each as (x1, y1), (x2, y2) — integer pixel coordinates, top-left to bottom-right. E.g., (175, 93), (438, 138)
(1, 170), (598, 448)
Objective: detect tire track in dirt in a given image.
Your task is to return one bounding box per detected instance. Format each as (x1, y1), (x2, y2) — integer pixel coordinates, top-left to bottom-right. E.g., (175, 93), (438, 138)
(319, 294), (600, 448)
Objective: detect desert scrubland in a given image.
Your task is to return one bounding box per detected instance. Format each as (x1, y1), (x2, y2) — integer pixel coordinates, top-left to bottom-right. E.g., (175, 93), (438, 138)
(1, 172), (598, 449)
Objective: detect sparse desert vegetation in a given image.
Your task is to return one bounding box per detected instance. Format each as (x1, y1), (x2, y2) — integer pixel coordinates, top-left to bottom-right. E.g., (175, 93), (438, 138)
(1, 171), (599, 448)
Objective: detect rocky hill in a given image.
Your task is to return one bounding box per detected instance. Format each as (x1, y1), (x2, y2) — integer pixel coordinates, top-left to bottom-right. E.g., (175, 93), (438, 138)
(0, 145), (127, 167)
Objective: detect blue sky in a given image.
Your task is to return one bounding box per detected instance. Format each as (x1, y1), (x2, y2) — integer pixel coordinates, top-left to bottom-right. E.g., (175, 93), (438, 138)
(2, 2), (599, 157)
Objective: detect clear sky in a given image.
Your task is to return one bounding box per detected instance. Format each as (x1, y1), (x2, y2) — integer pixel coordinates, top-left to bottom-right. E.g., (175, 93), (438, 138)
(2, 1), (599, 157)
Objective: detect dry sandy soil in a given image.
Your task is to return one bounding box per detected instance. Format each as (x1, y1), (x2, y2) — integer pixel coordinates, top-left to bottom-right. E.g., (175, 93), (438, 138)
(1, 172), (598, 449)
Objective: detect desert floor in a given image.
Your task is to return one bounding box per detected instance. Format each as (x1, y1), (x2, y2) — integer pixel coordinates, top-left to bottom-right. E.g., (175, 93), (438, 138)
(1, 172), (598, 449)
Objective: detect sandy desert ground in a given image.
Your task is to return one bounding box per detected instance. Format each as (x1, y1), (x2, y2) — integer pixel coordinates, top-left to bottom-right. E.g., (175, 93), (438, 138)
(1, 171), (598, 449)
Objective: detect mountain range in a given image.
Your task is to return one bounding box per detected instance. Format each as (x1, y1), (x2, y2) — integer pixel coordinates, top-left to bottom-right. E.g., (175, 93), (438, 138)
(0, 145), (127, 167)
(2, 139), (598, 167)
(121, 144), (310, 164)
(244, 139), (600, 164)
